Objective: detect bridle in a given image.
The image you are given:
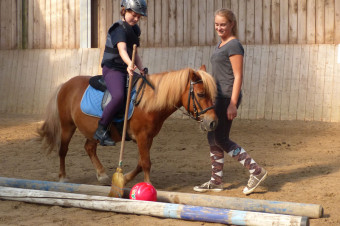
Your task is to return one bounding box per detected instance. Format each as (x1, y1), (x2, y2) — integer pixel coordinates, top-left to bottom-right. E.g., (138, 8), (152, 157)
(183, 79), (215, 121)
(134, 72), (215, 122)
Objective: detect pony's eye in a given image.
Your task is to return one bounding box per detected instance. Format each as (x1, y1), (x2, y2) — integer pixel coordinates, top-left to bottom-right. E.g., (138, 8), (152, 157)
(197, 92), (206, 98)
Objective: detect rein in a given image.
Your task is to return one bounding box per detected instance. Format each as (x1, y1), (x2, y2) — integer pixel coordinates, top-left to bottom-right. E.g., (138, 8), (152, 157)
(133, 71), (155, 106)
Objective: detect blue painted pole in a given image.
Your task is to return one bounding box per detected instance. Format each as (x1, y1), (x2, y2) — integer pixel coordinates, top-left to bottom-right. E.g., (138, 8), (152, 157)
(0, 186), (309, 226)
(0, 177), (322, 218)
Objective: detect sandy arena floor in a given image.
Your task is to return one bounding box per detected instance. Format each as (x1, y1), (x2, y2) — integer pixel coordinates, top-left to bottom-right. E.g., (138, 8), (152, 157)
(0, 113), (339, 225)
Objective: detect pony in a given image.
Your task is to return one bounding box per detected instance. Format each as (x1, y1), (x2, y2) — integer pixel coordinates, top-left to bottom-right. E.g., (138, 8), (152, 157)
(37, 66), (217, 186)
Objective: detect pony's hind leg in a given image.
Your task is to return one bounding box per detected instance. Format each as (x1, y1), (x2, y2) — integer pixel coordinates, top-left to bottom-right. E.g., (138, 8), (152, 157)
(58, 125), (76, 182)
(84, 139), (110, 185)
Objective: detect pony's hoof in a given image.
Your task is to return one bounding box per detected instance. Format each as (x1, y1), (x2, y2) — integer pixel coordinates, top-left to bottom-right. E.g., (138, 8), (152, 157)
(59, 177), (69, 183)
(97, 174), (110, 185)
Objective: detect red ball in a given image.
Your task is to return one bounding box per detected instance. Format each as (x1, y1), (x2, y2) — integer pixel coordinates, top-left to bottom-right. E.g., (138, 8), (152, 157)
(129, 182), (157, 201)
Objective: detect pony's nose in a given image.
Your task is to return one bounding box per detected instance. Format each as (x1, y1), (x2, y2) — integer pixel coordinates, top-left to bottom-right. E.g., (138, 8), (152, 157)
(210, 120), (217, 130)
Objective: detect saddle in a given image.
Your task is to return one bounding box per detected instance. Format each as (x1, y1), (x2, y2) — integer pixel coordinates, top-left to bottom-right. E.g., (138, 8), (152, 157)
(89, 70), (154, 111)
(89, 73), (140, 116)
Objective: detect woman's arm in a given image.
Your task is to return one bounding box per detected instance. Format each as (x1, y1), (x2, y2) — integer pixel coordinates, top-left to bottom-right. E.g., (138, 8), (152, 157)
(117, 42), (135, 76)
(228, 54), (243, 120)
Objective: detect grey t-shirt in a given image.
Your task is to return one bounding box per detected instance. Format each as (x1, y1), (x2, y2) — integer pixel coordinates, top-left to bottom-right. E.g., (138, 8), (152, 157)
(210, 39), (244, 98)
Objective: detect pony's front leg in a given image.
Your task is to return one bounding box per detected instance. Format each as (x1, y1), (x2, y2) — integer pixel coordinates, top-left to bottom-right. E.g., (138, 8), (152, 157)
(124, 135), (153, 185)
(84, 139), (110, 185)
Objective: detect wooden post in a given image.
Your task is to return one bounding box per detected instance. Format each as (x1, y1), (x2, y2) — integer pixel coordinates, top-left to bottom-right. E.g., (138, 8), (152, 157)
(80, 0), (91, 48)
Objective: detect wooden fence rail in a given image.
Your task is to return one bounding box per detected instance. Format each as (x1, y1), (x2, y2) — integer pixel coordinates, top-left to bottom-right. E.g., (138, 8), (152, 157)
(0, 0), (340, 50)
(0, 44), (339, 122)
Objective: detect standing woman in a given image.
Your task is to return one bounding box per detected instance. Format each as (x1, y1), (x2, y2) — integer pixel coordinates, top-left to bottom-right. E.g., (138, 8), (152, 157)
(94, 0), (147, 146)
(194, 8), (267, 195)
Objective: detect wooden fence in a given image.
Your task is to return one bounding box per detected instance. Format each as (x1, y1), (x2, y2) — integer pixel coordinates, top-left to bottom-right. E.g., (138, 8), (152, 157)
(1, 0), (340, 50)
(1, 44), (339, 122)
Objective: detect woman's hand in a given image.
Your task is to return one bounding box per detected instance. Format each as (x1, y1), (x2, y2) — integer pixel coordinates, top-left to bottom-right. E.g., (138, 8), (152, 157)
(227, 103), (237, 120)
(140, 67), (148, 76)
(127, 64), (136, 77)
(117, 42), (136, 77)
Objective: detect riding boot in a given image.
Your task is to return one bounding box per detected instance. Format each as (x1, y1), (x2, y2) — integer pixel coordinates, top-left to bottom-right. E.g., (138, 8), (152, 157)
(93, 122), (116, 146)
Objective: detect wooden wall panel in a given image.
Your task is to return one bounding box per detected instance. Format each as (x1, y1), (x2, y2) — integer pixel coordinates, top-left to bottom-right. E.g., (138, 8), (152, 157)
(335, 0), (340, 44)
(289, 0), (298, 43)
(256, 45), (269, 119)
(288, 45), (301, 120)
(264, 45), (277, 119)
(176, 0), (184, 47)
(198, 0), (207, 46)
(330, 45), (340, 121)
(0, 50), (12, 113)
(316, 0), (325, 44)
(306, 0), (316, 44)
(154, 1), (162, 47)
(168, 0), (176, 47)
(271, 0), (280, 44)
(272, 45), (285, 120)
(314, 45), (327, 120)
(254, 0), (263, 44)
(45, 0), (51, 48)
(280, 45), (293, 120)
(246, 0), (255, 44)
(0, 45), (339, 122)
(241, 45), (253, 118)
(248, 45), (261, 119)
(147, 0), (155, 47)
(238, 0), (246, 43)
(325, 0), (335, 43)
(297, 0), (307, 44)
(296, 45), (310, 120)
(322, 45), (335, 121)
(305, 45), (318, 120)
(280, 0), (289, 43)
(0, 49), (101, 114)
(262, 0), (271, 44)
(0, 0), (340, 50)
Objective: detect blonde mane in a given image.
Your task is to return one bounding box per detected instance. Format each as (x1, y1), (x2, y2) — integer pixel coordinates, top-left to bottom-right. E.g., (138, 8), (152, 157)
(136, 68), (216, 112)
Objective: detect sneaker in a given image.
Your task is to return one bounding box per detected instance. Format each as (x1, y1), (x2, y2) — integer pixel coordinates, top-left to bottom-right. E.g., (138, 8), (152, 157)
(243, 168), (268, 195)
(193, 181), (223, 192)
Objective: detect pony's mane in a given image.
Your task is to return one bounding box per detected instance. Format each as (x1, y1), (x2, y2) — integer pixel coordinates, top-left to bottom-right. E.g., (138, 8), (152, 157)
(136, 68), (216, 112)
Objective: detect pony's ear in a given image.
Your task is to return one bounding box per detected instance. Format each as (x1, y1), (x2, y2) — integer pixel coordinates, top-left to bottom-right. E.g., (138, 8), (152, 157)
(199, 65), (207, 71)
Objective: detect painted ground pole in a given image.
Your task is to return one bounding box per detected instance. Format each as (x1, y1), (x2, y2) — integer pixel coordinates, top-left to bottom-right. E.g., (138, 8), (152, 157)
(0, 177), (322, 218)
(0, 186), (309, 226)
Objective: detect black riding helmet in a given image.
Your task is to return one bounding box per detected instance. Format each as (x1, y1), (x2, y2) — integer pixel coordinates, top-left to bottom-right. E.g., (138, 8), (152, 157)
(121, 0), (147, 17)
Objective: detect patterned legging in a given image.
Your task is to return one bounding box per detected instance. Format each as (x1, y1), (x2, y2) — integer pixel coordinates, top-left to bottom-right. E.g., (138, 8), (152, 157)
(207, 97), (262, 185)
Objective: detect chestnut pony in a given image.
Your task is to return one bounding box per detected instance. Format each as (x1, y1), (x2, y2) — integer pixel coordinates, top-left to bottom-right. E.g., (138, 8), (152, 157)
(37, 66), (217, 186)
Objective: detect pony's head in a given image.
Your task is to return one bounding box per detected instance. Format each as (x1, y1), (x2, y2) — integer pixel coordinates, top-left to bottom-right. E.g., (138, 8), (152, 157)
(136, 66), (218, 131)
(184, 66), (218, 131)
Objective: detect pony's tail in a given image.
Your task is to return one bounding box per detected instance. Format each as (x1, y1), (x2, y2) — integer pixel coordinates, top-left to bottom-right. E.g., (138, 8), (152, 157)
(36, 85), (62, 154)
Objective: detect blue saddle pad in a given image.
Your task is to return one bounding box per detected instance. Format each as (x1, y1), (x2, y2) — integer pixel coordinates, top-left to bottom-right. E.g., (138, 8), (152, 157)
(80, 85), (136, 122)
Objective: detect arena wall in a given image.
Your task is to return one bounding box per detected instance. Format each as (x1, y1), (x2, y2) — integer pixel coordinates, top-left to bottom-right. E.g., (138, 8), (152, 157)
(1, 44), (339, 122)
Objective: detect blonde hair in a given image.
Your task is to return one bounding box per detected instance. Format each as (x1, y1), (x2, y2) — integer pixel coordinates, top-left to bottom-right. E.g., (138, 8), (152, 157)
(136, 68), (216, 112)
(215, 8), (238, 37)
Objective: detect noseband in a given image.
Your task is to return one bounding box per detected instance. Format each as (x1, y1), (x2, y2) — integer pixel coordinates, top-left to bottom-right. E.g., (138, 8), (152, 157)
(186, 79), (214, 121)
